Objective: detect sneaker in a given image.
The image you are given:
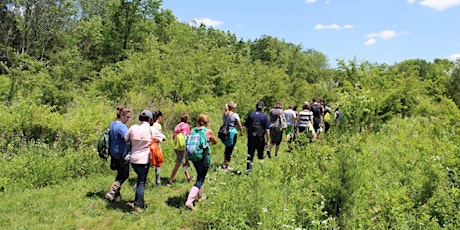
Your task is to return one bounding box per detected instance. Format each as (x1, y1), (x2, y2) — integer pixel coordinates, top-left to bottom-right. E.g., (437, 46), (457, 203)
(106, 189), (122, 201)
(267, 150), (271, 158)
(105, 191), (116, 201)
(224, 167), (234, 172)
(187, 176), (195, 182)
(197, 196), (206, 202)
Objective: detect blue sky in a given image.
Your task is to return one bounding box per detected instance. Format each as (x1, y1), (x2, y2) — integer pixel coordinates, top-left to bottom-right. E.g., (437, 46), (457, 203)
(161, 0), (460, 67)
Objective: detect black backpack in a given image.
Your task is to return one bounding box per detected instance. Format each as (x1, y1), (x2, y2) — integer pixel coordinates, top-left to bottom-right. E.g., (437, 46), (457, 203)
(249, 113), (264, 137)
(218, 113), (233, 142)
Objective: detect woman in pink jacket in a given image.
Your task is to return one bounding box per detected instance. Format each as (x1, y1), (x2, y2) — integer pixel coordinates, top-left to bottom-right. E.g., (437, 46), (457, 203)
(125, 110), (165, 213)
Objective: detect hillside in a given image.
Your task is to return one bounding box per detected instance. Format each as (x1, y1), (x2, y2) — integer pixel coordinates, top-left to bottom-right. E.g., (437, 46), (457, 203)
(1, 1), (460, 229)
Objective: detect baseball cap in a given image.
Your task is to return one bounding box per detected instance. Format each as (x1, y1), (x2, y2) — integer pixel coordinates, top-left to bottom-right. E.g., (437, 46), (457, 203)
(140, 109), (153, 119)
(256, 101), (264, 109)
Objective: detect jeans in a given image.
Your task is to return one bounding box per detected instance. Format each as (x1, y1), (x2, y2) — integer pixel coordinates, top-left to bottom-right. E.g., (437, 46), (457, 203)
(191, 149), (210, 189)
(131, 163), (150, 208)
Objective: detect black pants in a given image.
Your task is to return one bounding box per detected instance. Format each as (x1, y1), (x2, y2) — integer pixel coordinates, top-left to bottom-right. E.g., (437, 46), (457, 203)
(224, 135), (238, 162)
(246, 136), (265, 170)
(110, 157), (130, 186)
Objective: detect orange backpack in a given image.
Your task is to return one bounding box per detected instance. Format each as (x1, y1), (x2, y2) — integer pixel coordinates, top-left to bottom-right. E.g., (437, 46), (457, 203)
(150, 142), (164, 167)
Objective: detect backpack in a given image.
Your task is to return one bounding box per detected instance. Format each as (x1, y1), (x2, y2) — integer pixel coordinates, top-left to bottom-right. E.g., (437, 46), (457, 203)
(173, 132), (186, 151)
(186, 127), (209, 162)
(273, 113), (287, 132)
(306, 122), (315, 138)
(97, 128), (110, 160)
(337, 112), (344, 121)
(250, 118), (265, 137)
(324, 112), (332, 123)
(218, 114), (233, 142)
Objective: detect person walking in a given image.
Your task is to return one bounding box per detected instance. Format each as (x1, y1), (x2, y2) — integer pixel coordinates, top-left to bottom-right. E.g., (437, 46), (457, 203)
(310, 98), (324, 139)
(298, 102), (314, 141)
(185, 114), (218, 210)
(151, 110), (164, 187)
(267, 101), (284, 158)
(168, 113), (194, 185)
(105, 106), (132, 202)
(126, 110), (165, 213)
(220, 101), (244, 171)
(244, 101), (270, 174)
(283, 104), (297, 152)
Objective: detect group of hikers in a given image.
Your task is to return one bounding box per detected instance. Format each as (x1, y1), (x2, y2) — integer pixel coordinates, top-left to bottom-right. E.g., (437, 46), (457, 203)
(103, 98), (342, 213)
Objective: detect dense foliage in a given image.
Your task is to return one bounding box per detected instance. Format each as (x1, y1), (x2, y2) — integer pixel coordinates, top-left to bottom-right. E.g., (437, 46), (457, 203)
(1, 0), (460, 228)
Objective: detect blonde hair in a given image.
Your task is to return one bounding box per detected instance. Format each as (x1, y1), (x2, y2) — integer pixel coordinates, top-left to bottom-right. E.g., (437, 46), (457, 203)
(224, 101), (237, 117)
(197, 114), (210, 128)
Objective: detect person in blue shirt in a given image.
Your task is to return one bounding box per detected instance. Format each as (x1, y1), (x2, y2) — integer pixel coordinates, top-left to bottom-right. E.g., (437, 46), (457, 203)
(244, 101), (271, 174)
(105, 106), (132, 202)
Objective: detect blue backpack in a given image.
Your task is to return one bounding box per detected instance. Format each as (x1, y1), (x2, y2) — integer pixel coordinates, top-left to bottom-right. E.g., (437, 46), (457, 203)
(186, 127), (208, 162)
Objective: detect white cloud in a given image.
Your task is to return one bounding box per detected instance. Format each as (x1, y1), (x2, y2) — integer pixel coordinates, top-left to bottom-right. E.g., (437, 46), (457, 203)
(419, 0), (460, 10)
(314, 24), (354, 30)
(366, 30), (397, 40)
(365, 38), (377, 46)
(189, 18), (223, 27)
(364, 30), (406, 46)
(407, 0), (415, 4)
(450, 53), (460, 60)
(306, 0), (316, 3)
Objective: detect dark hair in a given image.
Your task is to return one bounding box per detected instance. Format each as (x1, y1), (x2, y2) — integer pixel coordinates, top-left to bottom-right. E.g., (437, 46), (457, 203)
(180, 113), (190, 123)
(153, 110), (163, 121)
(139, 114), (150, 122)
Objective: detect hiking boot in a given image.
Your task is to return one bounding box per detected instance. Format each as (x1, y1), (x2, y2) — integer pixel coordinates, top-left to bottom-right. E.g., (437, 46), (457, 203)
(133, 205), (144, 213)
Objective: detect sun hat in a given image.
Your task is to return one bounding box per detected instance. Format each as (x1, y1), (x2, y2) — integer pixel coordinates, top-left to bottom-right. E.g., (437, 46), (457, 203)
(228, 101), (237, 108)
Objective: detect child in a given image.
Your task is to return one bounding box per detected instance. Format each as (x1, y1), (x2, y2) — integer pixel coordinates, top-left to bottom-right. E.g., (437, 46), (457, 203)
(168, 113), (194, 185)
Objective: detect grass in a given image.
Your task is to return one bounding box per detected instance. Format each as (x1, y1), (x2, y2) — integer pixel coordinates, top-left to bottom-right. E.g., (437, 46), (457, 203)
(0, 139), (307, 230)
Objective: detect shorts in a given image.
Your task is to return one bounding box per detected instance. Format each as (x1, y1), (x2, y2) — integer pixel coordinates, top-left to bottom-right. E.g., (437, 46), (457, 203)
(270, 127), (282, 145)
(174, 150), (186, 163)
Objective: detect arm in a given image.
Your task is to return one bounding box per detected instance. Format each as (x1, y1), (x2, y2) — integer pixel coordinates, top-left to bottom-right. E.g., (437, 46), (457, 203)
(124, 128), (131, 142)
(236, 119), (244, 136)
(207, 129), (218, 145)
(151, 128), (166, 143)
